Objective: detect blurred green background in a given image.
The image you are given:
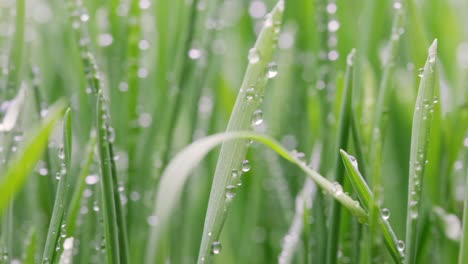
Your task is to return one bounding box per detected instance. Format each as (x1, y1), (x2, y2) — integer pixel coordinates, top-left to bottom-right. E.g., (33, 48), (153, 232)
(1, 0), (468, 263)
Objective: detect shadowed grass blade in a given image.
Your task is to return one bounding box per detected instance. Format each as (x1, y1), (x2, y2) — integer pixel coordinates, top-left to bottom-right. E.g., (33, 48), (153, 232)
(42, 108), (72, 263)
(0, 100), (66, 212)
(405, 39), (438, 264)
(340, 149), (404, 263)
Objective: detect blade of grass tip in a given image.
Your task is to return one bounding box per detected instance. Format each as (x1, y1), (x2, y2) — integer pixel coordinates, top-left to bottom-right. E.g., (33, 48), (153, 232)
(459, 146), (468, 264)
(340, 149), (404, 263)
(96, 92), (121, 264)
(0, 99), (66, 212)
(405, 39), (438, 264)
(146, 131), (367, 264)
(326, 48), (356, 264)
(196, 2), (284, 263)
(4, 0), (25, 99)
(66, 131), (97, 236)
(42, 108), (72, 263)
(22, 228), (36, 264)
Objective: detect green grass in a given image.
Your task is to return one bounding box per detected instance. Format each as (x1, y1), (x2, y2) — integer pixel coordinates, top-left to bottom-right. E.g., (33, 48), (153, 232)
(1, 0), (468, 263)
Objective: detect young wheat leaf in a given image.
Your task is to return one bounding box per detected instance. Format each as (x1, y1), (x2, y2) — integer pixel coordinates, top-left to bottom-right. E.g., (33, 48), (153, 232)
(194, 2), (285, 263)
(326, 48), (356, 264)
(96, 92), (121, 264)
(0, 100), (66, 212)
(146, 131), (367, 263)
(66, 132), (97, 236)
(42, 108), (72, 263)
(405, 39), (438, 264)
(340, 149), (403, 263)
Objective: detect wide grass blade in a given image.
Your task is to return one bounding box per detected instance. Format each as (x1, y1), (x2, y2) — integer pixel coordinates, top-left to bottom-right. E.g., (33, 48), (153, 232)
(340, 149), (404, 263)
(405, 39), (438, 264)
(156, 2), (284, 263)
(0, 100), (66, 212)
(42, 108), (72, 263)
(147, 131), (367, 263)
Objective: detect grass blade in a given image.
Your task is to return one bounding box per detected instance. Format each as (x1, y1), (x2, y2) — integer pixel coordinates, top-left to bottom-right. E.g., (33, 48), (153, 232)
(147, 131), (367, 263)
(66, 132), (97, 236)
(4, 0), (25, 99)
(194, 2), (285, 263)
(42, 108), (72, 263)
(405, 39), (438, 264)
(326, 48), (355, 264)
(0, 100), (66, 212)
(96, 92), (121, 264)
(340, 149), (404, 263)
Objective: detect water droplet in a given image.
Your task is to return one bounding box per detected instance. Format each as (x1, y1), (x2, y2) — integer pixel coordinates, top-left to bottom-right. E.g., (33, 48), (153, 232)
(393, 1), (402, 10)
(80, 13), (89, 22)
(327, 20), (340, 32)
(225, 185), (236, 199)
(326, 3), (337, 14)
(241, 160), (251, 172)
(248, 48), (260, 64)
(39, 168), (48, 176)
(58, 145), (65, 160)
(348, 154), (358, 168)
(418, 68), (424, 78)
(251, 109), (263, 126)
(381, 208), (390, 220)
(55, 172), (61, 180)
(147, 215), (159, 226)
(428, 53), (436, 63)
(245, 87), (255, 101)
(266, 62), (278, 78)
(231, 169), (239, 178)
(60, 163), (67, 175)
(331, 182), (343, 196)
(211, 241), (222, 255)
(397, 240), (405, 252)
(188, 48), (202, 60)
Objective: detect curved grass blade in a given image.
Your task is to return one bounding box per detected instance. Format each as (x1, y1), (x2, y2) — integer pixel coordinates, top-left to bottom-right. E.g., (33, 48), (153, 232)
(326, 49), (355, 264)
(146, 131), (367, 263)
(66, 132), (97, 236)
(96, 92), (121, 264)
(193, 2), (285, 263)
(0, 100), (66, 212)
(340, 149), (403, 263)
(405, 39), (438, 264)
(42, 108), (72, 263)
